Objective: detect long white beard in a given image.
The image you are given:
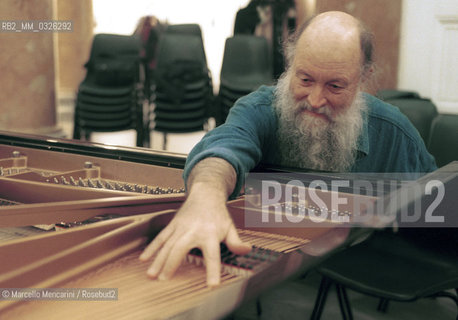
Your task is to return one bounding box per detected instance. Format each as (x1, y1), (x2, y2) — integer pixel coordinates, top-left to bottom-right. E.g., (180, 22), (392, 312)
(273, 71), (366, 172)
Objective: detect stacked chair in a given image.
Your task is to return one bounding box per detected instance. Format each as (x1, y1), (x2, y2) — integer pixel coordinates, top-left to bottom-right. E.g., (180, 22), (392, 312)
(151, 24), (213, 150)
(73, 33), (145, 147)
(217, 35), (273, 125)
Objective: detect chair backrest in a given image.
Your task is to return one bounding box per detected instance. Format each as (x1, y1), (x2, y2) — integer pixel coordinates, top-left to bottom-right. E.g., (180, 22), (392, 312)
(387, 98), (438, 143)
(377, 89), (420, 101)
(155, 33), (208, 76)
(427, 114), (458, 167)
(220, 35), (272, 91)
(166, 24), (203, 38)
(88, 33), (141, 61)
(164, 24), (208, 67)
(84, 34), (142, 87)
(154, 33), (211, 101)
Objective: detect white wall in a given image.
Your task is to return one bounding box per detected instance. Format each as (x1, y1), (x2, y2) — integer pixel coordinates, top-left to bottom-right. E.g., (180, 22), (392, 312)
(92, 0), (458, 114)
(92, 0), (250, 91)
(398, 0), (458, 114)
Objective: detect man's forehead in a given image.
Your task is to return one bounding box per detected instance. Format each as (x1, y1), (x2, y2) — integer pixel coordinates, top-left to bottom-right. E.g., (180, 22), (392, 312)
(296, 12), (362, 63)
(294, 29), (362, 77)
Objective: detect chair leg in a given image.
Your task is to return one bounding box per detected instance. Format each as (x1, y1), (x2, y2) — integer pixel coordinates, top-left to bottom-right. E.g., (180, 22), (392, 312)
(256, 297), (262, 316)
(310, 276), (332, 320)
(377, 298), (390, 313)
(336, 284), (353, 320)
(162, 132), (167, 150)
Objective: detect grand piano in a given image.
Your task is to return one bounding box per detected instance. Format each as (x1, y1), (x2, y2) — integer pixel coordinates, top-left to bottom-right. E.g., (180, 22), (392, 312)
(0, 131), (455, 319)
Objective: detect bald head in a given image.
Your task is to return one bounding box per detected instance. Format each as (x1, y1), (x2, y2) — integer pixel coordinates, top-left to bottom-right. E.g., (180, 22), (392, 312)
(284, 11), (374, 76)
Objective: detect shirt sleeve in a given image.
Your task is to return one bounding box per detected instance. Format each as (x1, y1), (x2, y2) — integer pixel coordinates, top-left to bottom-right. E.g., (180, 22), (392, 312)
(183, 86), (277, 199)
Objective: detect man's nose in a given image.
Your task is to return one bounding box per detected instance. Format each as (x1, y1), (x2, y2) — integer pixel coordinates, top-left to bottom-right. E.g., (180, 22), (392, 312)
(307, 85), (327, 109)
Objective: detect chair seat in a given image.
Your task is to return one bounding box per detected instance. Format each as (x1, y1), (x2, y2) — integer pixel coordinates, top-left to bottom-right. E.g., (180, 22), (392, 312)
(155, 99), (207, 111)
(78, 109), (132, 121)
(318, 230), (458, 301)
(154, 118), (206, 131)
(154, 108), (206, 120)
(78, 92), (134, 105)
(78, 117), (133, 129)
(155, 85), (210, 101)
(79, 82), (135, 96)
(77, 101), (132, 113)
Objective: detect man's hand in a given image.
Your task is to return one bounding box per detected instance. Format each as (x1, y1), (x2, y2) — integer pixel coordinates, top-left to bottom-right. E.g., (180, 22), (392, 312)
(139, 157), (252, 286)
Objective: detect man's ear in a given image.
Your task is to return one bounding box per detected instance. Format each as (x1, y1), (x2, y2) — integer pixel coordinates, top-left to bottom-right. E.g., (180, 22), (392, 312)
(361, 66), (374, 83)
(360, 65), (377, 93)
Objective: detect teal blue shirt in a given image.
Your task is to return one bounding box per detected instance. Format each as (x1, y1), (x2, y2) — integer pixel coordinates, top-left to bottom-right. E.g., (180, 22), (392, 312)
(184, 86), (437, 198)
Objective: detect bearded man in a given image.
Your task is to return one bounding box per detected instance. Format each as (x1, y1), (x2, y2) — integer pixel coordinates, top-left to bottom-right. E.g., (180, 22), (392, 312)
(140, 11), (436, 286)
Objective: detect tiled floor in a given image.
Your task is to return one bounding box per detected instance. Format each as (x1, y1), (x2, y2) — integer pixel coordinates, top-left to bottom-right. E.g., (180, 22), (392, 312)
(57, 102), (457, 320)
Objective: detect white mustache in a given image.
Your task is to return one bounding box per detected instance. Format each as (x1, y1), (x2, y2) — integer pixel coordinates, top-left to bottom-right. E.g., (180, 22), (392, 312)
(297, 102), (333, 119)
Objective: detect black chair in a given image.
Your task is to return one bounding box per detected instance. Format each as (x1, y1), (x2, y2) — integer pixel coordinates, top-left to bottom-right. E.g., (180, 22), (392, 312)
(151, 32), (213, 150)
(377, 89), (420, 101)
(310, 164), (458, 320)
(217, 35), (272, 125)
(166, 23), (203, 38)
(377, 90), (438, 144)
(73, 33), (145, 147)
(387, 98), (438, 144)
(427, 114), (458, 167)
(310, 228), (458, 320)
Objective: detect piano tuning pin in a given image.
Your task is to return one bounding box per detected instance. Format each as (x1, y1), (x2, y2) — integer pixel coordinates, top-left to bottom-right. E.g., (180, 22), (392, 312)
(106, 181), (113, 190)
(60, 176), (67, 185)
(78, 177), (86, 187)
(70, 176), (77, 186)
(53, 177), (59, 184)
(143, 185), (148, 193)
(87, 179), (96, 188)
(96, 180), (104, 188)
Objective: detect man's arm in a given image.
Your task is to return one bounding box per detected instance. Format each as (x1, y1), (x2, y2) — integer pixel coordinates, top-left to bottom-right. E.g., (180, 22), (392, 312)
(139, 157), (252, 286)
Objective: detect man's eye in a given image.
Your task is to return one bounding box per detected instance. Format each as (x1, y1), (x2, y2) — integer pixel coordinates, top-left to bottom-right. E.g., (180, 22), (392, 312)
(328, 84), (345, 92)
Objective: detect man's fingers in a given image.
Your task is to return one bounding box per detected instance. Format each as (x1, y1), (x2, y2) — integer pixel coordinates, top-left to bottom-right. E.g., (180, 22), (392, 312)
(139, 225), (174, 261)
(202, 238), (222, 287)
(225, 225), (252, 256)
(158, 236), (194, 280)
(145, 235), (176, 279)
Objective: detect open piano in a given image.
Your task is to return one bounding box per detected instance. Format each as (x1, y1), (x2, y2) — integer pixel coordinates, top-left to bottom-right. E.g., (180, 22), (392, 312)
(2, 131), (452, 319)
